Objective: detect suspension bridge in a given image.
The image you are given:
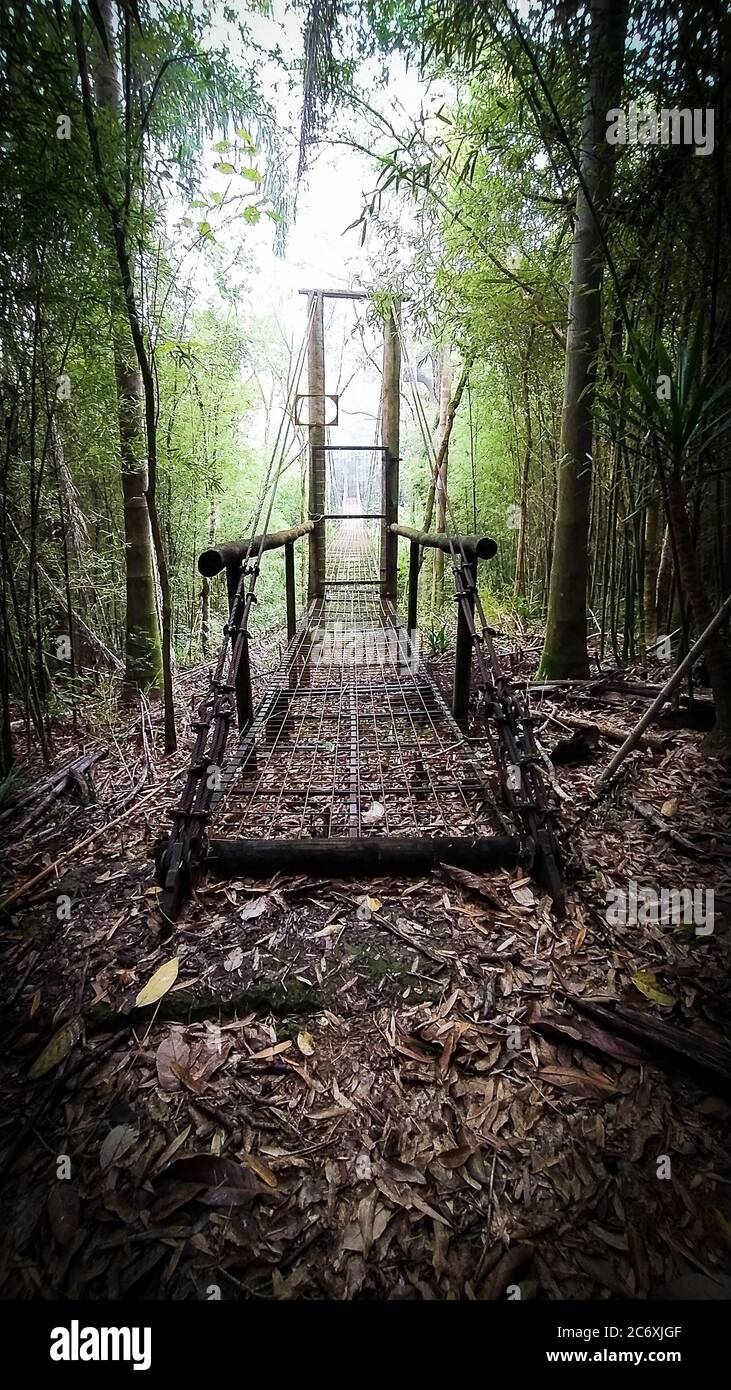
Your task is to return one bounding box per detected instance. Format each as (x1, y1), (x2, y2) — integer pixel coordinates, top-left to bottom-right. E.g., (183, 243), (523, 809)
(155, 290), (564, 927)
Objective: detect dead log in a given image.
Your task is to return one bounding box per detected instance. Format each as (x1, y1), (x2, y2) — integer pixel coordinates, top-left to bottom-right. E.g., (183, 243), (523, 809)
(87, 979), (320, 1032)
(206, 835), (525, 879)
(0, 751), (103, 831)
(568, 995), (731, 1090)
(557, 715), (670, 754)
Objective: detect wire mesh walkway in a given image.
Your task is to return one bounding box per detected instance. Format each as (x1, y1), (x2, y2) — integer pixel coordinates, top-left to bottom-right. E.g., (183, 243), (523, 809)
(213, 518), (506, 845)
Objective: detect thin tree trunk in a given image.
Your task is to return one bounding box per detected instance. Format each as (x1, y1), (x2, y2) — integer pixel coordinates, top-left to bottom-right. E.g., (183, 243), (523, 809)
(432, 344), (452, 608)
(515, 330), (534, 594)
(643, 495), (661, 650)
(538, 0), (628, 677)
(80, 0), (163, 698)
(665, 475), (731, 747)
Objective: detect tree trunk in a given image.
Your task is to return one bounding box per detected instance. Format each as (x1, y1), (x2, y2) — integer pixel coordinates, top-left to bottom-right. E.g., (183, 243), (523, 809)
(88, 0), (162, 696)
(432, 344), (452, 608)
(538, 0), (628, 678)
(643, 494), (661, 650)
(665, 474), (731, 749)
(515, 330), (534, 595)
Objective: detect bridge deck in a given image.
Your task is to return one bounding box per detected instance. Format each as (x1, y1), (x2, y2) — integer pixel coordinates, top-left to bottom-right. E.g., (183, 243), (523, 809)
(214, 520), (506, 844)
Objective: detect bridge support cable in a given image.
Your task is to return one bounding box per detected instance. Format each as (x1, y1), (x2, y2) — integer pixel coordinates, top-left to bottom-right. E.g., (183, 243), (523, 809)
(395, 325), (565, 911)
(155, 290), (565, 929)
(156, 296), (319, 926)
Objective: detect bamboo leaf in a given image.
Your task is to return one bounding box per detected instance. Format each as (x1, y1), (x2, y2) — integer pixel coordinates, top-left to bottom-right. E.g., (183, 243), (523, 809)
(135, 957), (179, 1008)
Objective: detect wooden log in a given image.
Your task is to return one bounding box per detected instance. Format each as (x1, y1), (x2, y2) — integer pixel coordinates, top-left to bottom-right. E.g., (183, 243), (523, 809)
(198, 520), (314, 577)
(207, 835), (525, 878)
(453, 559), (476, 726)
(0, 751), (103, 829)
(627, 796), (700, 856)
(407, 539), (419, 633)
(284, 540), (296, 642)
(88, 979), (320, 1032)
(555, 714), (670, 754)
(569, 995), (731, 1090)
(390, 523), (497, 561)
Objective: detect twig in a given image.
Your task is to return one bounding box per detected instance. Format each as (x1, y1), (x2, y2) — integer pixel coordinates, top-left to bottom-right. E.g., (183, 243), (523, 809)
(1, 783), (163, 911)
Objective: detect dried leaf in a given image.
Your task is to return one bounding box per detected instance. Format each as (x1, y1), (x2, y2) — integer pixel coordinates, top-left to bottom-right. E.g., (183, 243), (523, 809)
(632, 970), (676, 1008)
(223, 946), (244, 972)
(100, 1123), (138, 1172)
(539, 1065), (617, 1099)
(135, 957), (178, 1008)
(29, 1016), (83, 1079)
(242, 1154), (279, 1188)
(155, 1028), (190, 1091)
(240, 896), (268, 921)
(252, 1040), (292, 1060)
(47, 1183), (80, 1247)
(158, 1153), (265, 1207)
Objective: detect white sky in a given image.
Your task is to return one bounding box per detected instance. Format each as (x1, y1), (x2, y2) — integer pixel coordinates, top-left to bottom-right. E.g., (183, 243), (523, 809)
(169, 2), (440, 449)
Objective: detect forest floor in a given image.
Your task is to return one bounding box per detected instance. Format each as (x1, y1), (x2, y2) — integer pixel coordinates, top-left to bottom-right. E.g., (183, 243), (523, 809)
(1, 633), (731, 1301)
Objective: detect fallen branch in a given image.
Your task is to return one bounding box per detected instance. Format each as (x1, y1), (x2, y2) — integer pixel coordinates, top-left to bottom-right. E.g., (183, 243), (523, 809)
(558, 715), (670, 754)
(0, 751), (104, 832)
(627, 797), (700, 856)
(595, 591), (731, 790)
(1, 783), (162, 911)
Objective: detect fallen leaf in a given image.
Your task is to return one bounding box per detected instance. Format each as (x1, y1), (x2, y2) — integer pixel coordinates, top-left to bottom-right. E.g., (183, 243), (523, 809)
(632, 970), (676, 1008)
(157, 1153), (265, 1207)
(155, 1028), (190, 1091)
(223, 946), (244, 972)
(169, 1060), (203, 1094)
(297, 1029), (315, 1056)
(539, 1065), (617, 1099)
(251, 1039), (292, 1060)
(240, 897), (268, 921)
(242, 1153), (279, 1188)
(530, 1012), (647, 1065)
(100, 1123), (138, 1172)
(29, 1016), (83, 1079)
(135, 957), (179, 1008)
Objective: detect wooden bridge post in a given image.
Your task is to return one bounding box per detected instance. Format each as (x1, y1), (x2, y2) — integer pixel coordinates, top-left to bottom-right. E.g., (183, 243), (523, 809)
(226, 564), (254, 731)
(381, 301), (401, 602)
(307, 291), (326, 600)
(285, 539), (296, 641)
(407, 538), (419, 634)
(453, 559), (476, 727)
